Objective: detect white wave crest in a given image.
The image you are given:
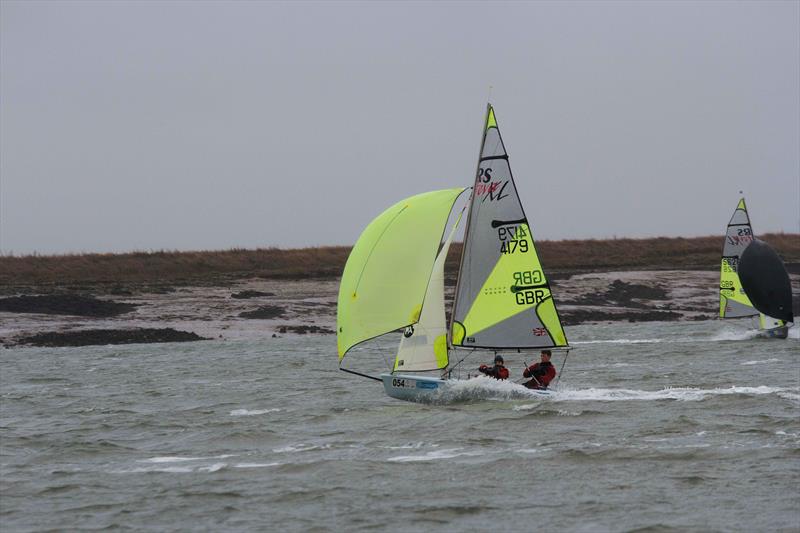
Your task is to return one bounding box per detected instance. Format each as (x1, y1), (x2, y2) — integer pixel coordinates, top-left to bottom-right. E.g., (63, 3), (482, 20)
(139, 456), (202, 463)
(138, 455), (235, 464)
(230, 408), (280, 416)
(197, 463), (227, 472)
(553, 386), (791, 402)
(711, 328), (759, 341)
(116, 458), (234, 474)
(233, 462), (280, 469)
(117, 466), (196, 474)
(778, 392), (800, 402)
(273, 443), (331, 454)
(387, 448), (479, 462)
(740, 358), (781, 366)
(571, 338), (663, 345)
(438, 376), (552, 402)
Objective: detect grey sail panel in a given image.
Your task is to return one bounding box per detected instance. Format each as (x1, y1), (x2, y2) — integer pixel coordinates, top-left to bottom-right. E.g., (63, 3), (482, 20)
(722, 200), (754, 258)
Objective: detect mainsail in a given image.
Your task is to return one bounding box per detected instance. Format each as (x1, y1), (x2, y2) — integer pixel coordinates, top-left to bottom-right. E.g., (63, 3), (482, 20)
(337, 188), (466, 360)
(719, 198), (758, 318)
(450, 104), (568, 349)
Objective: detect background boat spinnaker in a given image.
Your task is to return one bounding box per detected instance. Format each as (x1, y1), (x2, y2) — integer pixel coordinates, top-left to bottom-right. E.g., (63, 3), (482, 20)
(738, 238), (794, 324)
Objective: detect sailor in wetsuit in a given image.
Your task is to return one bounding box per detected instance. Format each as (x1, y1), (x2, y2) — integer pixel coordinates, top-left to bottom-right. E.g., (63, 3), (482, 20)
(478, 354), (510, 380)
(522, 350), (557, 389)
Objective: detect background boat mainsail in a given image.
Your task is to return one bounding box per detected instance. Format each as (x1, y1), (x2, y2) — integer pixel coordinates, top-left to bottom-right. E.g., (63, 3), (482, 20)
(719, 198), (758, 318)
(450, 105), (568, 350)
(337, 188), (466, 360)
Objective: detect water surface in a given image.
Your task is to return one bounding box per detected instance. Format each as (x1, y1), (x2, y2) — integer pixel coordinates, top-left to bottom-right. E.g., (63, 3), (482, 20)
(2, 321), (798, 531)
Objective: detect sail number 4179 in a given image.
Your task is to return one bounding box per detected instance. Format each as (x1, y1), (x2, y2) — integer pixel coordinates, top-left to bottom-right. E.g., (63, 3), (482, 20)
(498, 225), (529, 255)
(500, 240), (528, 254)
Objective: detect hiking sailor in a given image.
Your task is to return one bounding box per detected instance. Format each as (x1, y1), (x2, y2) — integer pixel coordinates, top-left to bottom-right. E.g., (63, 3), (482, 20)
(522, 350), (556, 389)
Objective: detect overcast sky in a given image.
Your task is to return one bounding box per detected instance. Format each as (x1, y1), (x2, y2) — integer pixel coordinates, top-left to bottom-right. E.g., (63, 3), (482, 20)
(1, 0), (798, 255)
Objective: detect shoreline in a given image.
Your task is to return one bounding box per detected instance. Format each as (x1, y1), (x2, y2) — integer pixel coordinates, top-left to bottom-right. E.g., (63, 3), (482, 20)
(3, 233), (798, 286)
(3, 268), (798, 348)
(2, 235), (798, 347)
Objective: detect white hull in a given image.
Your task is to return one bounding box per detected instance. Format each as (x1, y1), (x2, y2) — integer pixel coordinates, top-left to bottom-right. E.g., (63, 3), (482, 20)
(381, 373), (552, 403)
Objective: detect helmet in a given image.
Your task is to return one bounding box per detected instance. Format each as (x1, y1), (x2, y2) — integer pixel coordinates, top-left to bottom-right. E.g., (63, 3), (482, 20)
(494, 354), (504, 364)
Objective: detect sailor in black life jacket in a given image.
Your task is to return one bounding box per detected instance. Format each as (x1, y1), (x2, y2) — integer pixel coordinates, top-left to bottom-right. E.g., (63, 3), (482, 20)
(478, 354), (510, 380)
(522, 350), (556, 389)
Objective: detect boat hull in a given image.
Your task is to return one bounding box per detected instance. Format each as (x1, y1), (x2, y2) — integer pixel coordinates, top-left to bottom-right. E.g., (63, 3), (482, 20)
(381, 373), (552, 403)
(756, 326), (790, 339)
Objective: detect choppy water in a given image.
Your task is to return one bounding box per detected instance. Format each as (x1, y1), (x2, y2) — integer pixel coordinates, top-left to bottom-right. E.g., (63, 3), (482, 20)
(1, 321), (798, 532)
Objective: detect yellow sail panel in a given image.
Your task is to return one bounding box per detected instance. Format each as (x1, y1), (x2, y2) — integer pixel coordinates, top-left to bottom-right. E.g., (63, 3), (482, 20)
(719, 258), (755, 317)
(457, 224), (568, 347)
(337, 188), (465, 360)
(536, 297), (568, 346)
(486, 107), (497, 130)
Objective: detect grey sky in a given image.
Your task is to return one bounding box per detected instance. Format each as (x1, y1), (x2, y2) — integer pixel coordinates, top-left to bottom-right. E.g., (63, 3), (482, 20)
(1, 0), (798, 255)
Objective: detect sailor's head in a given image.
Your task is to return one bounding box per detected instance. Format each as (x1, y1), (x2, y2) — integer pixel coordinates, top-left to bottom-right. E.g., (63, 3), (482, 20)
(540, 350), (552, 362)
(494, 354), (504, 366)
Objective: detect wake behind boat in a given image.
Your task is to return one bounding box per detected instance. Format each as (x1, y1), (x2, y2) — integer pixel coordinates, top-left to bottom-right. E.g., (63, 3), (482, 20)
(337, 104), (571, 403)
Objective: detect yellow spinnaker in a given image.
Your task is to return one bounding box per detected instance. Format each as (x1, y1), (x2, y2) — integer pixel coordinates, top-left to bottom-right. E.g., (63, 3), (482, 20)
(337, 188), (465, 360)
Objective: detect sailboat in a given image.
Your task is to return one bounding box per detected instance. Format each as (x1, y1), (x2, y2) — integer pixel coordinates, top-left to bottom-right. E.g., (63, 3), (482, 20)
(719, 197), (790, 339)
(337, 104), (570, 402)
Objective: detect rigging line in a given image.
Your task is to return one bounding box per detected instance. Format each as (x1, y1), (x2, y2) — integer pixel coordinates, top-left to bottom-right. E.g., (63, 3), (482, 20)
(381, 347), (393, 373)
(441, 348), (477, 379)
(553, 348), (571, 388)
(339, 368), (382, 382)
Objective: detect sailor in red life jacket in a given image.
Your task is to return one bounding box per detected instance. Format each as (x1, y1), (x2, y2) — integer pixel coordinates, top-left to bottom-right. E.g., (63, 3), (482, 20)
(523, 350), (557, 389)
(478, 354), (510, 380)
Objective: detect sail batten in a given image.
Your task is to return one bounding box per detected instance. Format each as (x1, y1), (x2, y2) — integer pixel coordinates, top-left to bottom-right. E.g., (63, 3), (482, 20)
(451, 104), (568, 349)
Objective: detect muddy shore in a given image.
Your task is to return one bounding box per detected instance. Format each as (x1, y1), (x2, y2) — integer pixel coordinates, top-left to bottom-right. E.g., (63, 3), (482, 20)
(3, 269), (797, 348)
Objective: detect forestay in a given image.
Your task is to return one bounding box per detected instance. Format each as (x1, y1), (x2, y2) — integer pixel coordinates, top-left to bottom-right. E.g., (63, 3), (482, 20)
(450, 105), (568, 350)
(337, 188), (465, 360)
(719, 198), (758, 318)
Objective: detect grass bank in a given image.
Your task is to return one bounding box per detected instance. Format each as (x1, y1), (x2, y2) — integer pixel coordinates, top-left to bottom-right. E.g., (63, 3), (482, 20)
(1, 233), (798, 285)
